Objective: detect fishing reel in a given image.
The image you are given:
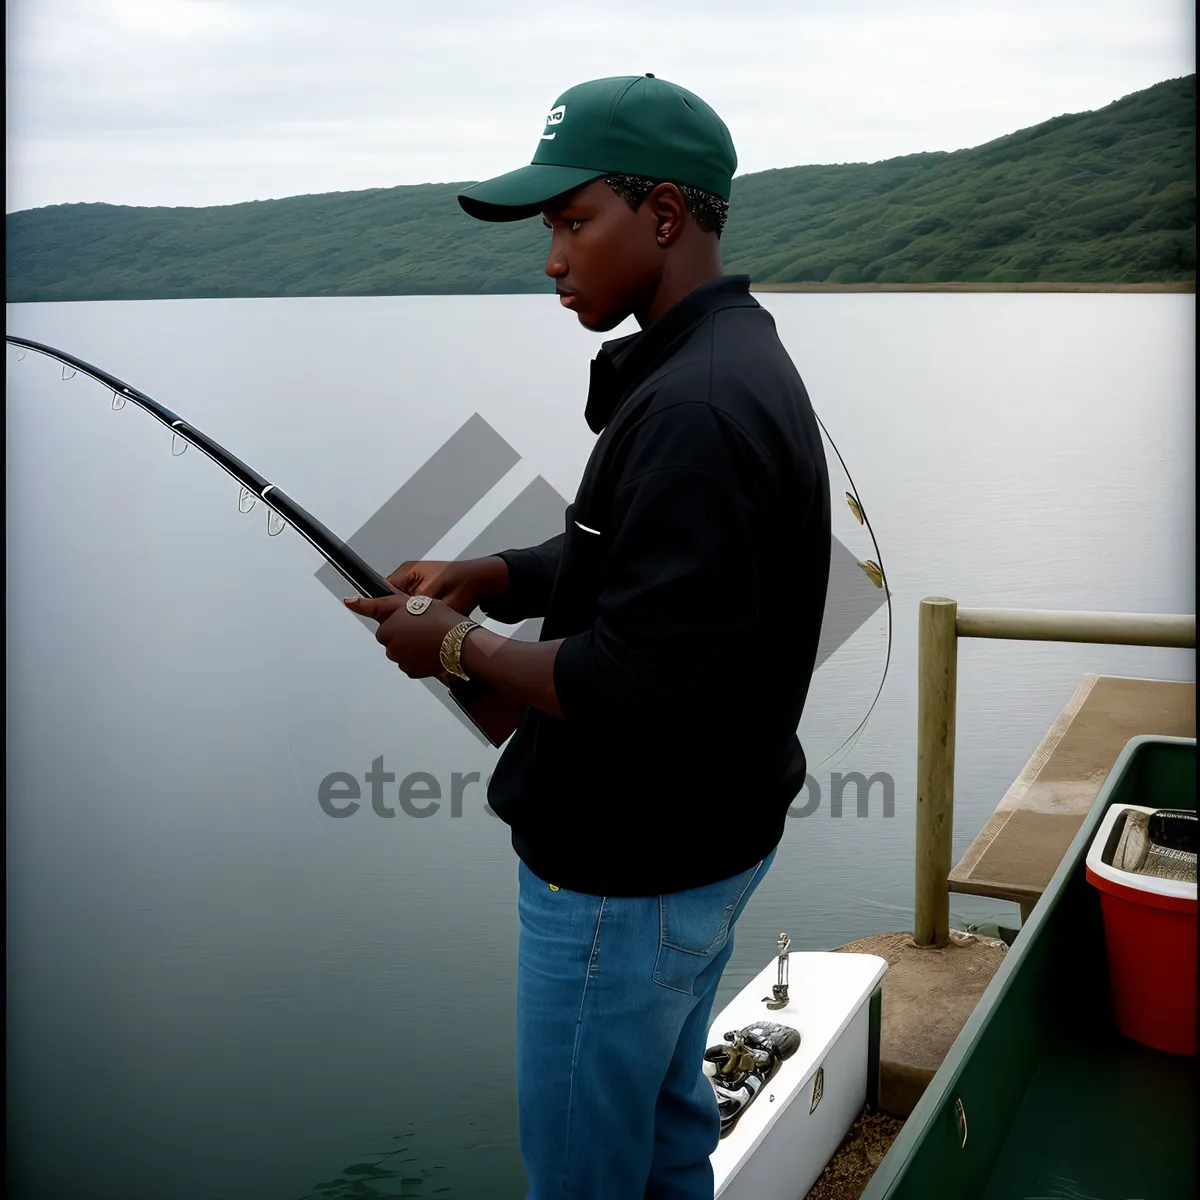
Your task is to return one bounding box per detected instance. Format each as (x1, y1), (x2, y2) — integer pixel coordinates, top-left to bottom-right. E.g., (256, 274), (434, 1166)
(702, 1019), (803, 1138)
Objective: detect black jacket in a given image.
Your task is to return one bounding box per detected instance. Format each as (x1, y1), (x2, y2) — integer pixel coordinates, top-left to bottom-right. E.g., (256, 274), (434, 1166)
(480, 275), (831, 895)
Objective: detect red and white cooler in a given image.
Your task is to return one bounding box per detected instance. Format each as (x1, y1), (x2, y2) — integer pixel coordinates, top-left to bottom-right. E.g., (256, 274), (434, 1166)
(1085, 803), (1197, 1057)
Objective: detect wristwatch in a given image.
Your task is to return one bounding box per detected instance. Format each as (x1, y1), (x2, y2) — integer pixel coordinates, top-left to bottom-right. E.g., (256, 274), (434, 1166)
(440, 619), (481, 681)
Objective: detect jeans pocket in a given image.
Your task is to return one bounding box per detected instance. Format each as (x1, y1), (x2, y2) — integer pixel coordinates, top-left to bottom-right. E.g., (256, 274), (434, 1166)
(652, 859), (767, 995)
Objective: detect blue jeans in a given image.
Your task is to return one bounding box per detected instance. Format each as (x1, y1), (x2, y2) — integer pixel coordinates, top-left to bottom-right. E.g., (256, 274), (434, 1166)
(515, 847), (777, 1200)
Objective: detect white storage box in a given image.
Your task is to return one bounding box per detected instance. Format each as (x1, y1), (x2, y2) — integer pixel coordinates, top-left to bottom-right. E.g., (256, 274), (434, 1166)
(709, 951), (887, 1200)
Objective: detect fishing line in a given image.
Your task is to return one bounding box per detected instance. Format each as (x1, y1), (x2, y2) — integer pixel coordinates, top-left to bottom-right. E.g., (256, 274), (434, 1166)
(808, 410), (894, 774)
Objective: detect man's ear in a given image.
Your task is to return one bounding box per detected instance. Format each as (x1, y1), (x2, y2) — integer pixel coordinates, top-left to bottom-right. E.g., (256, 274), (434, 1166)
(645, 183), (688, 248)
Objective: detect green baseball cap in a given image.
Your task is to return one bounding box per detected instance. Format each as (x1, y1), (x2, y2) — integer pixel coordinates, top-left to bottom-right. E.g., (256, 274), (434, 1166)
(457, 74), (737, 222)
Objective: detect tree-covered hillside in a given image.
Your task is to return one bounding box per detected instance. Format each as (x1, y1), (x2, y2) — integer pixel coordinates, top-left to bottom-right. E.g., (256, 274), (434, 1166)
(6, 74), (1194, 301)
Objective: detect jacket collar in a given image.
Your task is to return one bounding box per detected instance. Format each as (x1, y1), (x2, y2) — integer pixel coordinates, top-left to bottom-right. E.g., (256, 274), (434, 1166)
(584, 275), (758, 433)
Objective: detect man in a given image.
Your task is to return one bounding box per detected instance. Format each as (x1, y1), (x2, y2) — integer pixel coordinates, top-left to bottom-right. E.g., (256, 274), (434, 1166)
(345, 74), (831, 1200)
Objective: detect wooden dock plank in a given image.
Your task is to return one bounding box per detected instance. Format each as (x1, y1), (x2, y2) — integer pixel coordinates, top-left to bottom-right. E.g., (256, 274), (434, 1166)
(948, 675), (1195, 906)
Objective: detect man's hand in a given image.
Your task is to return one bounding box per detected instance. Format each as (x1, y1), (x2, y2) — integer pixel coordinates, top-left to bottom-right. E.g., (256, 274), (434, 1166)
(346, 581), (565, 718)
(343, 592), (466, 679)
(387, 556), (509, 616)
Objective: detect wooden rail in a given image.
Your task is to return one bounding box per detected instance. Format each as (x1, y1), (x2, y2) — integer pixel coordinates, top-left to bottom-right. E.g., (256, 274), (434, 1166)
(914, 600), (1196, 947)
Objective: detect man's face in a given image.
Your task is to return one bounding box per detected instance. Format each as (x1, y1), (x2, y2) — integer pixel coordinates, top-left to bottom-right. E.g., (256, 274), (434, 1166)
(541, 180), (663, 332)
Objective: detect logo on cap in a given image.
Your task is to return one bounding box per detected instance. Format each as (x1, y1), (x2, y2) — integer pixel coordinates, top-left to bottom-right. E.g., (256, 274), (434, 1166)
(541, 104), (566, 140)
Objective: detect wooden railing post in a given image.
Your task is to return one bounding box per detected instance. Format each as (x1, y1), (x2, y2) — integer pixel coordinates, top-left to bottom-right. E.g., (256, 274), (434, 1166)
(915, 597), (958, 947)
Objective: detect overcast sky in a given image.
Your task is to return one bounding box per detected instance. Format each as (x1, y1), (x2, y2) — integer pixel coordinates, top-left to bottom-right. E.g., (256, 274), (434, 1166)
(5, 0), (1195, 212)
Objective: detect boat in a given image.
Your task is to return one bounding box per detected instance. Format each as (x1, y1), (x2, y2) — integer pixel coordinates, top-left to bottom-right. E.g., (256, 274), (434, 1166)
(860, 734), (1197, 1199)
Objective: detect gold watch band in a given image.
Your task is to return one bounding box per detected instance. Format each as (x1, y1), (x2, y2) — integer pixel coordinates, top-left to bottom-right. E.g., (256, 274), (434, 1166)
(439, 619), (480, 681)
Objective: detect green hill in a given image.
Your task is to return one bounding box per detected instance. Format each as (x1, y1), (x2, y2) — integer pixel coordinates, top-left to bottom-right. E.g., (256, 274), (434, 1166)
(6, 74), (1194, 302)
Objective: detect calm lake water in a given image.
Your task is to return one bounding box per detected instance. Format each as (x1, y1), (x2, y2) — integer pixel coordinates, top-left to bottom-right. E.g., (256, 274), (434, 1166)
(5, 292), (1195, 1200)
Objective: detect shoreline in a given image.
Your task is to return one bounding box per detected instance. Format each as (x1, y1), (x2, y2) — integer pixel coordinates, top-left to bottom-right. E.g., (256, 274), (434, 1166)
(7, 280), (1195, 306)
(748, 280), (1195, 293)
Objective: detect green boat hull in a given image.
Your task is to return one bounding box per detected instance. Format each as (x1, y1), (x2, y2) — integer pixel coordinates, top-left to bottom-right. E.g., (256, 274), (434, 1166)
(863, 735), (1197, 1200)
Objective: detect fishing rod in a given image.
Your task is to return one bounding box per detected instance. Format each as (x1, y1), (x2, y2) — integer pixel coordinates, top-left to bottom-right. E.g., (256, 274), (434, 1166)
(6, 334), (890, 758)
(6, 333), (523, 748)
(8, 333), (398, 601)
